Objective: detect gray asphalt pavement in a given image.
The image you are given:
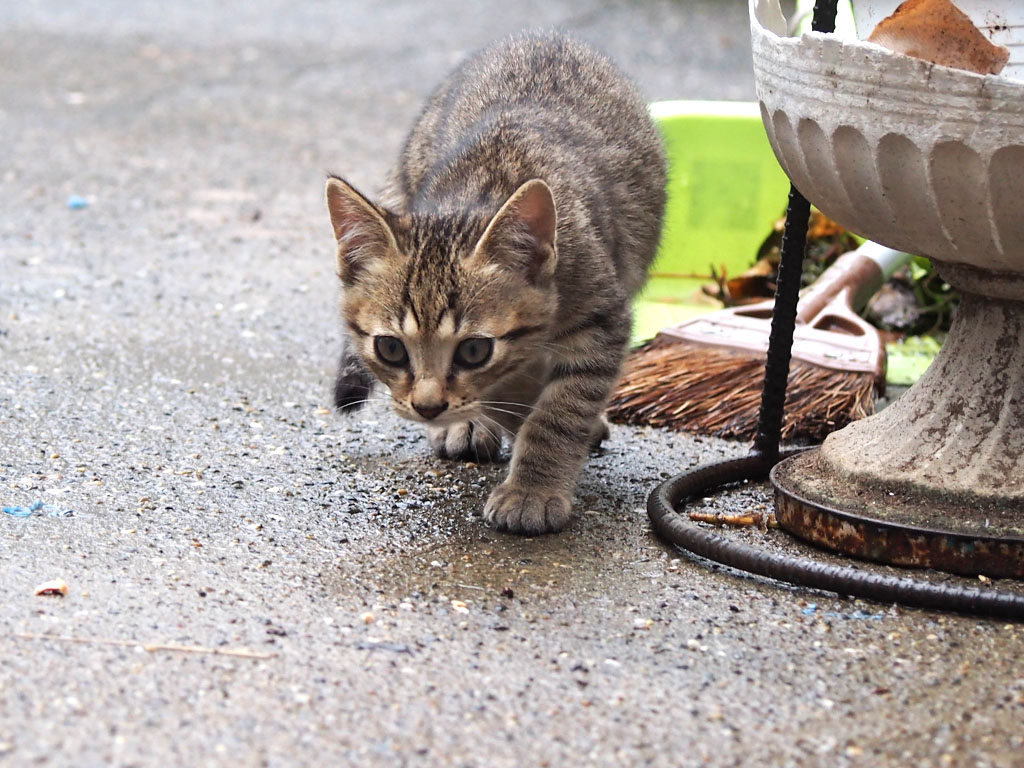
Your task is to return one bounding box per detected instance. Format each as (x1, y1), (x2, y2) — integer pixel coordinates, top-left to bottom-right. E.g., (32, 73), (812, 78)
(2, 2), (1022, 766)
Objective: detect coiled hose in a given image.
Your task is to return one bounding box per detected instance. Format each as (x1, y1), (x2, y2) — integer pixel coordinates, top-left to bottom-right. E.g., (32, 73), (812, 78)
(647, 452), (1024, 619)
(645, 0), (1024, 620)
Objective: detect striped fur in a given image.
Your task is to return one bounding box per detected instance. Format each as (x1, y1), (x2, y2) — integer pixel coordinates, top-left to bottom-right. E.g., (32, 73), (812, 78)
(327, 31), (665, 534)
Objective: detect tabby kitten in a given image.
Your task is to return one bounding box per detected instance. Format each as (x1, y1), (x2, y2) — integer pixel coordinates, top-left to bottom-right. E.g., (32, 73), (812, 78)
(327, 31), (665, 535)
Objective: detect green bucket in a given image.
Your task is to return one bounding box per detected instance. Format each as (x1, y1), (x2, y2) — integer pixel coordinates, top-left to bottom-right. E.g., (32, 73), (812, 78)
(634, 100), (791, 342)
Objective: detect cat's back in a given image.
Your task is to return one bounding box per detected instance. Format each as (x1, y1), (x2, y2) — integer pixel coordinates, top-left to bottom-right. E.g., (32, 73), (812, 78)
(394, 32), (663, 209)
(418, 32), (647, 143)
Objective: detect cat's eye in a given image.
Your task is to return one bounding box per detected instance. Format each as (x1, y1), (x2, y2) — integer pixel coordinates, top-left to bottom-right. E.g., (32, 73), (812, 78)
(374, 335), (409, 366)
(454, 337), (493, 369)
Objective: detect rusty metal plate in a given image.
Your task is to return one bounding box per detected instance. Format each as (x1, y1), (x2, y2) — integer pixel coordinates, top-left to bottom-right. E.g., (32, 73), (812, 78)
(771, 450), (1024, 580)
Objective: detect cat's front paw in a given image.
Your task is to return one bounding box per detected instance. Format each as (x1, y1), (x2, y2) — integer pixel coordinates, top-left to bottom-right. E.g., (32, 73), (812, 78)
(428, 421), (502, 462)
(483, 482), (572, 535)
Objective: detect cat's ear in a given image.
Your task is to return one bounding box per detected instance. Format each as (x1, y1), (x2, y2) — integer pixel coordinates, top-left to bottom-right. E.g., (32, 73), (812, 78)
(470, 179), (557, 282)
(326, 176), (398, 285)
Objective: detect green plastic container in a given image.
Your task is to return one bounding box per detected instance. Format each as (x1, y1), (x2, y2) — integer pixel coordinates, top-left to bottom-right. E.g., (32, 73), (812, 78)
(633, 100), (792, 341)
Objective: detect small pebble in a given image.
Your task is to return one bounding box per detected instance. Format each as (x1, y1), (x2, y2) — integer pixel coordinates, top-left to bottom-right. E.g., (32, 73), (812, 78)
(34, 578), (69, 597)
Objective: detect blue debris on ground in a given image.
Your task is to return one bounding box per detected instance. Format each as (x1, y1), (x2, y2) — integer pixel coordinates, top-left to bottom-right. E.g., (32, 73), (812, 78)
(66, 194), (89, 210)
(3, 501), (74, 518)
(802, 602), (885, 620)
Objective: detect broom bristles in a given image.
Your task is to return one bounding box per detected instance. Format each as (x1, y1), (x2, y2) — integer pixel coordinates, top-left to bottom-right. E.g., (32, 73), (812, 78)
(608, 338), (876, 443)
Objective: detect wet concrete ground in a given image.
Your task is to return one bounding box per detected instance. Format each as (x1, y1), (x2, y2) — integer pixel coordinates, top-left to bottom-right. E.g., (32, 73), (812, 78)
(2, 1), (1023, 766)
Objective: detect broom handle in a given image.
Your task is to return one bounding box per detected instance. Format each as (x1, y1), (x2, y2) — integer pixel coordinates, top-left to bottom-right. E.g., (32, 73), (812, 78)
(795, 242), (912, 323)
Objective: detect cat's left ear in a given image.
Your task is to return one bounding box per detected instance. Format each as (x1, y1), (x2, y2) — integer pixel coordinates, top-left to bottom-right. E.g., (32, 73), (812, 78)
(326, 176), (399, 286)
(470, 179), (557, 282)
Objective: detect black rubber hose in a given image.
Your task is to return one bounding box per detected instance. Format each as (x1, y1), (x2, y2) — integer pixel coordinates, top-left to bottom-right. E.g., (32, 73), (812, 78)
(812, 0), (839, 35)
(647, 455), (1024, 619)
(752, 1), (835, 458)
(753, 186), (810, 460)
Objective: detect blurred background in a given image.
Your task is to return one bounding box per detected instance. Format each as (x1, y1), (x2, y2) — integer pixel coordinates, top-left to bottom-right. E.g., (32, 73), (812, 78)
(1, 0), (758, 202)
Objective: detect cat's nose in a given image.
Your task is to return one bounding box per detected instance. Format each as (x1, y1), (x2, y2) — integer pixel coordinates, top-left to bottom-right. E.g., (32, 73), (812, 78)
(412, 401), (448, 420)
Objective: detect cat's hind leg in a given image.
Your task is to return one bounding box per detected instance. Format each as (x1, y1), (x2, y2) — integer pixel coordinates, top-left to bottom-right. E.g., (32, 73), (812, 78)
(428, 421), (503, 463)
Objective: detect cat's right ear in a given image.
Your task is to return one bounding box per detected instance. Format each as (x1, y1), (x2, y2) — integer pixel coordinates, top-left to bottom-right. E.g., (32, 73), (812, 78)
(469, 179), (557, 283)
(326, 176), (398, 285)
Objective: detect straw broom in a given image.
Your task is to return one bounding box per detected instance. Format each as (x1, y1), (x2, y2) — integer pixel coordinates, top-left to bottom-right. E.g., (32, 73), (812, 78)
(610, 342), (875, 442)
(609, 243), (911, 443)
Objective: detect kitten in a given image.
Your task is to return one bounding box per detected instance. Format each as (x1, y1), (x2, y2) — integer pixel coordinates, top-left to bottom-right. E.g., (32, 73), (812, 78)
(326, 31), (666, 535)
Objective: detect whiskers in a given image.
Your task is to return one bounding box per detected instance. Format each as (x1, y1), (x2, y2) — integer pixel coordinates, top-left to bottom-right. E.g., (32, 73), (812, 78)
(334, 393), (401, 413)
(522, 339), (575, 357)
(479, 400), (535, 410)
(470, 413), (505, 446)
(476, 399), (540, 427)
